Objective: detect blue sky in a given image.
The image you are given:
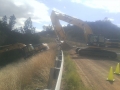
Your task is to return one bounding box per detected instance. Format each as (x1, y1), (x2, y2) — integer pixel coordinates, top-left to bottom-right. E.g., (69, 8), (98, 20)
(36, 0), (120, 31)
(0, 0), (120, 32)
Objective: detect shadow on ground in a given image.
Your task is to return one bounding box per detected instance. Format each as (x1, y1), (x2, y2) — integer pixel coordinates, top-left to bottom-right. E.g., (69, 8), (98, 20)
(71, 53), (119, 62)
(0, 50), (25, 67)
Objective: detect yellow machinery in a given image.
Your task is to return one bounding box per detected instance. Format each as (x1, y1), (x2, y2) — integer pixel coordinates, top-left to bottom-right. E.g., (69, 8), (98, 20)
(0, 43), (26, 53)
(0, 43), (49, 58)
(33, 43), (49, 52)
(50, 10), (117, 58)
(105, 39), (120, 48)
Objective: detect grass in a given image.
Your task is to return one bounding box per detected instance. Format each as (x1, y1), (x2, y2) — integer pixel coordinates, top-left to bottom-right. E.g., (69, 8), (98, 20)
(62, 52), (90, 90)
(0, 43), (57, 90)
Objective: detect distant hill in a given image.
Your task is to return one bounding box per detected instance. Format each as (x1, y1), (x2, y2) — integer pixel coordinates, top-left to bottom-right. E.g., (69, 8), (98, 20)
(63, 20), (120, 43)
(87, 20), (120, 39)
(28, 20), (120, 43)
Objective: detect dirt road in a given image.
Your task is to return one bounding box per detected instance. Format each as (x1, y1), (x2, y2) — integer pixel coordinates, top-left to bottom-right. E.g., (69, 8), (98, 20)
(70, 50), (120, 90)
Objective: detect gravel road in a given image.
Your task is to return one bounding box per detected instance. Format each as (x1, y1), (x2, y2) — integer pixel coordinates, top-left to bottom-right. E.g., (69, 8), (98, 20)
(70, 49), (120, 90)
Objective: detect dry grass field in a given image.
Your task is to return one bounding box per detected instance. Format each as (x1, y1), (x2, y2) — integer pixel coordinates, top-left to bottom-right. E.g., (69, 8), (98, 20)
(0, 43), (57, 90)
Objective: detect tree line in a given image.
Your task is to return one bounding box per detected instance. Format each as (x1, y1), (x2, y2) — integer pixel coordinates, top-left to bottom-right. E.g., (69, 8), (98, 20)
(0, 15), (40, 46)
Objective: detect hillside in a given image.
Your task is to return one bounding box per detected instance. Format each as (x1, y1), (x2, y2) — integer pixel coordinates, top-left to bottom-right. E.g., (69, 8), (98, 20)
(41, 20), (120, 43)
(63, 20), (120, 42)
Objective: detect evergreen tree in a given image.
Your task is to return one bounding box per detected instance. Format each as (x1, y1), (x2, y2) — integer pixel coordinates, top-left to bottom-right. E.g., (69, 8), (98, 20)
(24, 17), (35, 34)
(8, 15), (16, 30)
(2, 15), (7, 24)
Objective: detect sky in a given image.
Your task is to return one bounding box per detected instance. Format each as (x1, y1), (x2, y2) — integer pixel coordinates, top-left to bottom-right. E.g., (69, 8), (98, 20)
(0, 0), (120, 32)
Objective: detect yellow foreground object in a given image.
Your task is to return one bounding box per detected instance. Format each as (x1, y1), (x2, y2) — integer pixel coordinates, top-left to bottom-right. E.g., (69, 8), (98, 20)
(107, 67), (115, 81)
(114, 63), (120, 74)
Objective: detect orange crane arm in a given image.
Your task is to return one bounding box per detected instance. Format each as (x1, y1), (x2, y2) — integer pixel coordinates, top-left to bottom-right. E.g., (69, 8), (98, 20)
(50, 10), (93, 42)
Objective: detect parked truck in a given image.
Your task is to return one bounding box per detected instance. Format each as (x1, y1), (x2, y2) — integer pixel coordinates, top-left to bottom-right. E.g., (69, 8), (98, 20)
(23, 43), (49, 58)
(33, 43), (49, 52)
